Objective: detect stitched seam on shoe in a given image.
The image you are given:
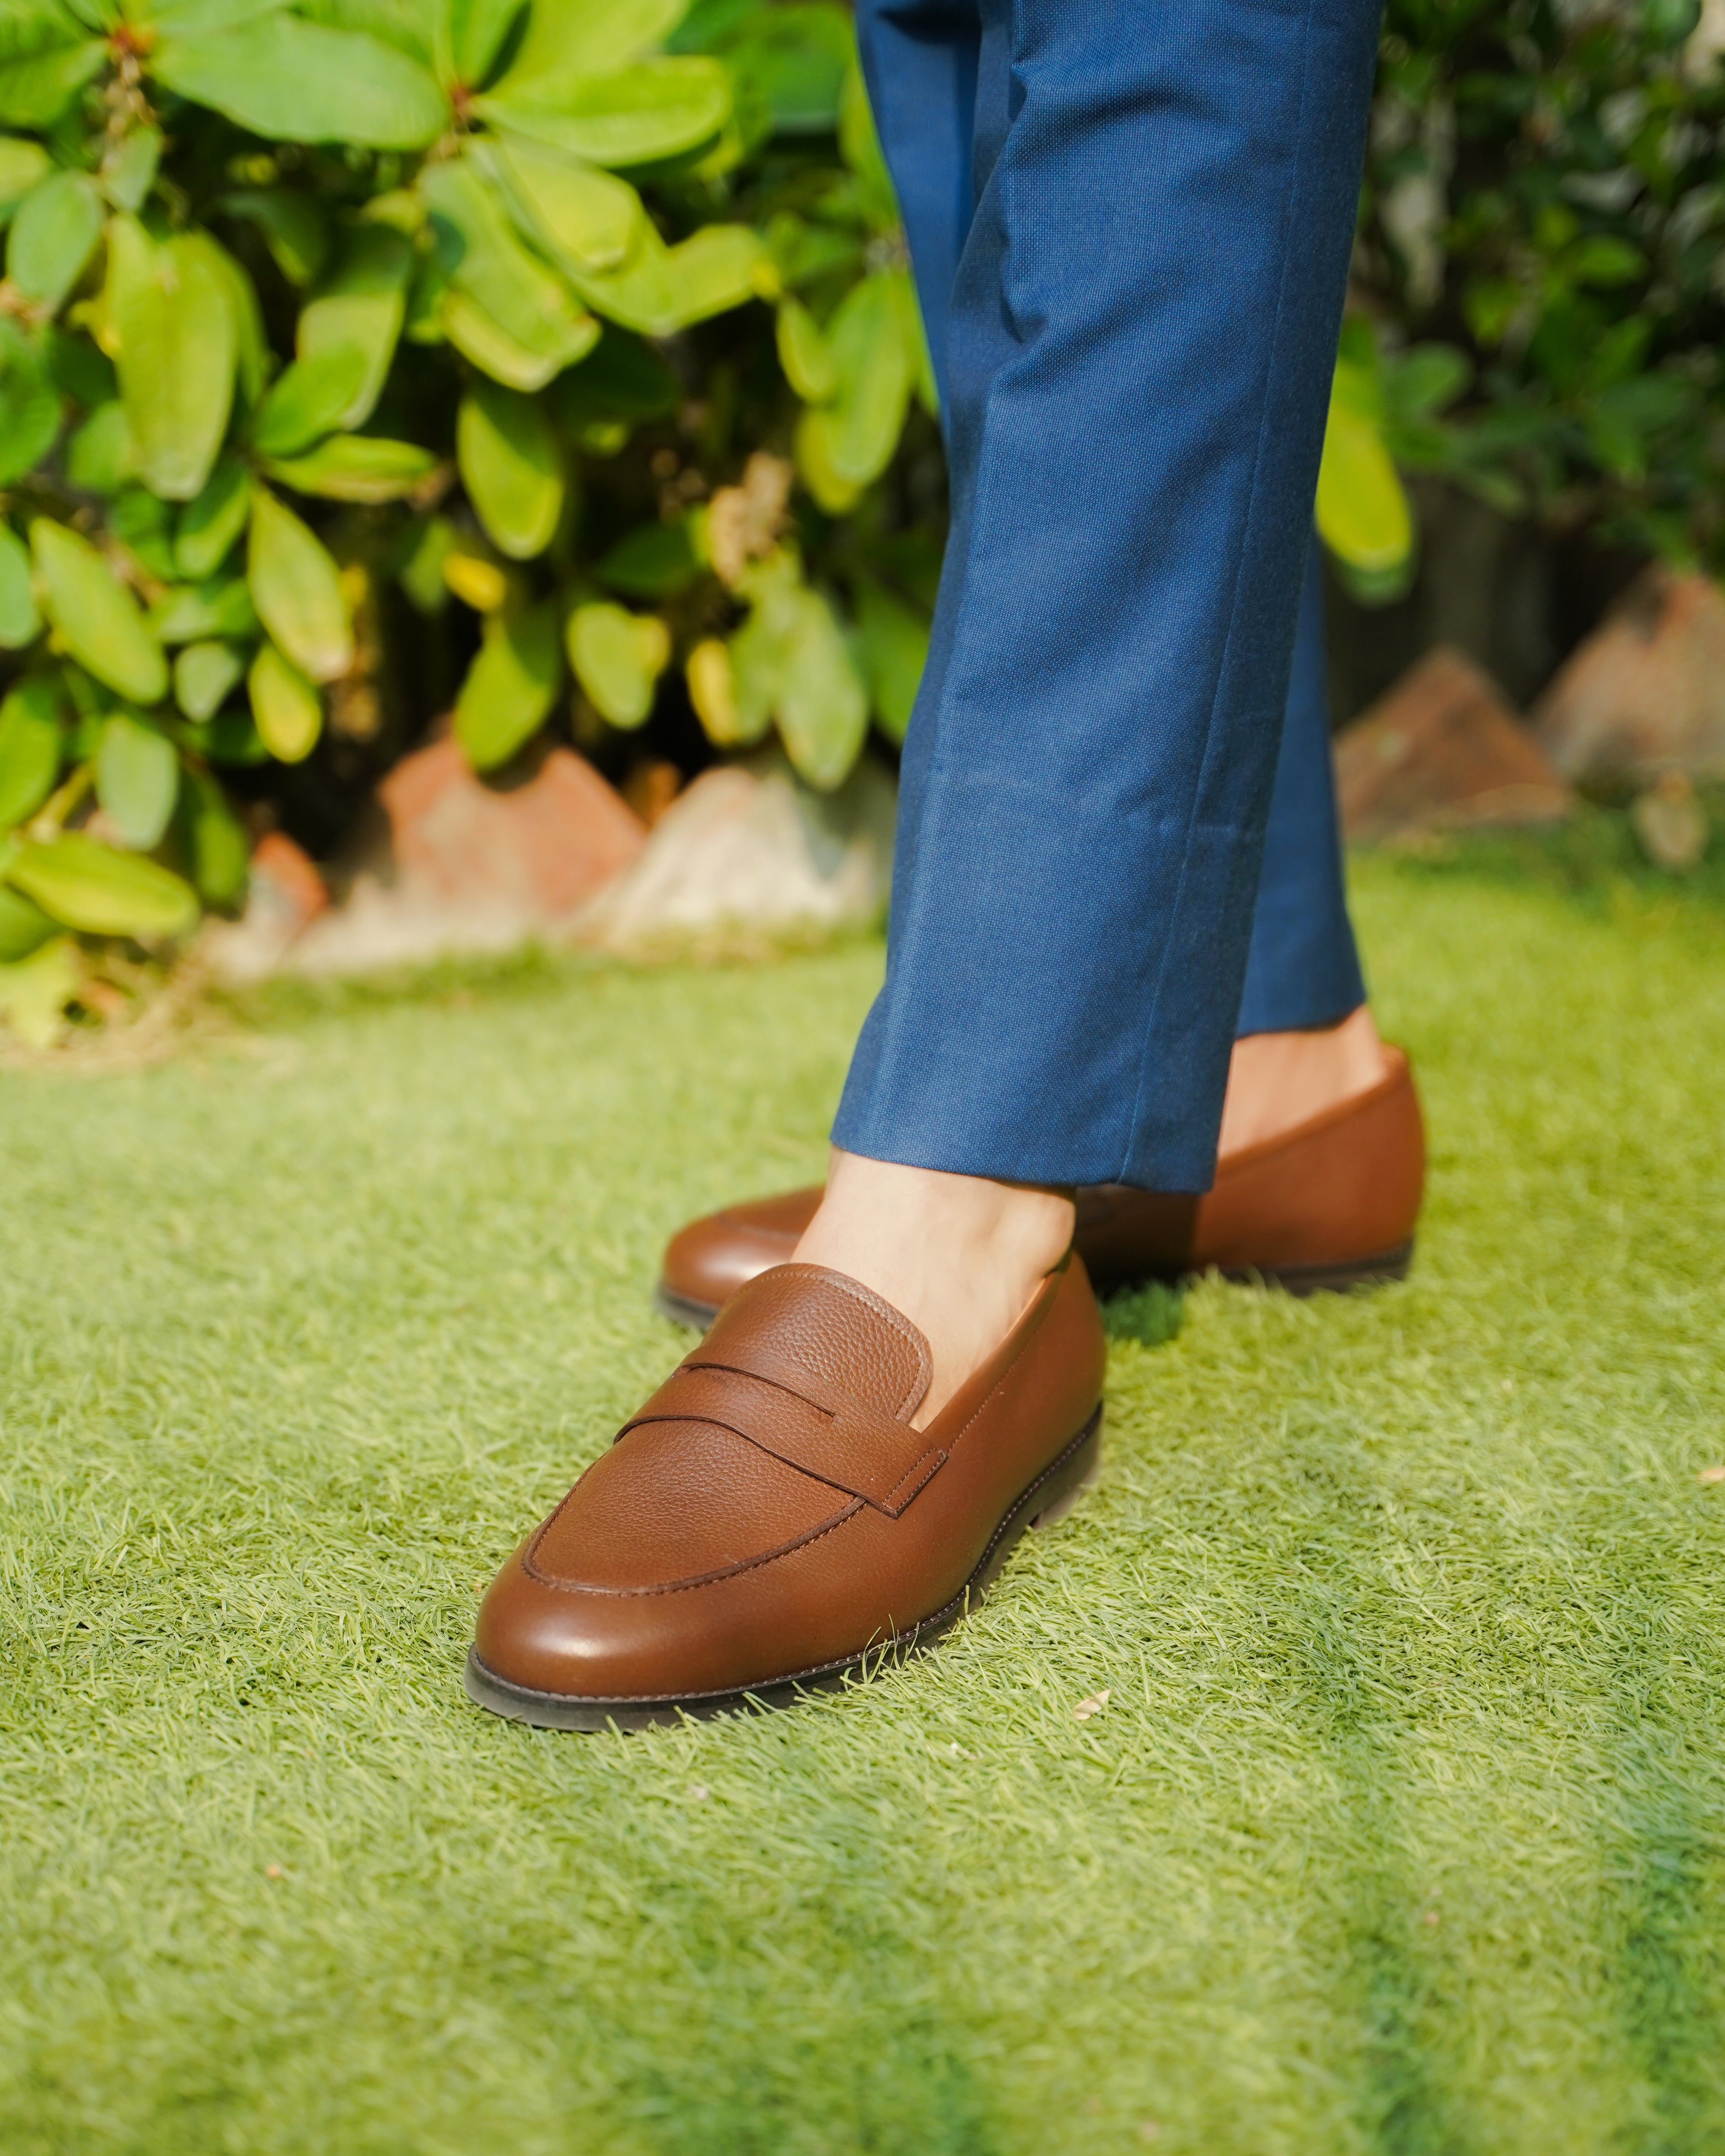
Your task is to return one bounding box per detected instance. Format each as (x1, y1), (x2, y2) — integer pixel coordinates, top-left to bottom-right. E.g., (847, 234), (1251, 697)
(878, 1447), (946, 1516)
(615, 1402), (912, 1511)
(485, 1410), (1104, 1713)
(938, 1280), (1057, 1464)
(792, 1265), (931, 1419)
(524, 1496), (866, 1597)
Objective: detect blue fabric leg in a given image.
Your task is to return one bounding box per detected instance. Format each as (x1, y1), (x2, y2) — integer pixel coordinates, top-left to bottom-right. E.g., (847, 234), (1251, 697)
(1234, 543), (1367, 1037)
(836, 0), (1380, 1191)
(857, 0), (1368, 1072)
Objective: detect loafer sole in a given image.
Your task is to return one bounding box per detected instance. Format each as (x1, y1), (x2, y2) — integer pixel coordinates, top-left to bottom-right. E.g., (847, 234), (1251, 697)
(655, 1240), (1414, 1334)
(463, 1402), (1104, 1733)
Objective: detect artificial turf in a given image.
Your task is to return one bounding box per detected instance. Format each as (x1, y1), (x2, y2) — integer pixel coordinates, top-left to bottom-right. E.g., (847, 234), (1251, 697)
(2, 840), (1724, 2155)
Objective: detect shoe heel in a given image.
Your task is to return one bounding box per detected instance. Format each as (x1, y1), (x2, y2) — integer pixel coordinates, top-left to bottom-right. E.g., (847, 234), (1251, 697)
(1030, 1411), (1103, 1530)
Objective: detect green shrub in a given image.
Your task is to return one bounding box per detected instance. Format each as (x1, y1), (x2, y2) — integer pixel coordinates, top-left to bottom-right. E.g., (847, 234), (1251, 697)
(1346, 0), (1725, 592)
(0, 0), (937, 1027)
(3, 0), (1720, 1044)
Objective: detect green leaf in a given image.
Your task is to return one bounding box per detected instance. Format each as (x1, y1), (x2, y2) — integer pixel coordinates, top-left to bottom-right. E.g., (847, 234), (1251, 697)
(776, 296), (836, 400)
(173, 639), (245, 721)
(181, 767), (249, 906)
(0, 522), (41, 649)
(477, 57), (730, 168)
(96, 711), (179, 850)
(0, 43), (106, 130)
(247, 487), (352, 683)
(0, 933), (79, 1045)
(435, 0), (525, 87)
(175, 455), (253, 581)
(217, 188), (331, 287)
(1316, 392), (1414, 578)
(146, 0), (296, 34)
(201, 232), (268, 407)
(0, 882), (56, 963)
(8, 831), (198, 936)
(149, 577), (258, 644)
(98, 124), (162, 213)
(838, 59), (896, 223)
(263, 434), (437, 503)
(0, 674), (62, 830)
(567, 600), (668, 727)
(719, 4), (851, 134)
(31, 518), (167, 704)
(65, 399), (134, 492)
(397, 514), (455, 613)
(854, 578), (926, 745)
(457, 380), (563, 559)
(1569, 235), (1645, 289)
(109, 485), (177, 582)
(5, 168), (98, 312)
(251, 349), (370, 457)
(794, 270), (912, 492)
(441, 288), (596, 390)
(596, 517), (699, 597)
(420, 156), (597, 386)
(1386, 342), (1471, 423)
(773, 583), (866, 788)
(107, 219), (238, 502)
(291, 0), (432, 63)
(727, 556), (866, 786)
(482, 132), (642, 276)
(247, 640), (323, 761)
(294, 220), (415, 430)
(792, 404), (859, 513)
(0, 317), (61, 483)
(0, 137), (52, 220)
(151, 15), (448, 148)
(498, 0), (687, 88)
(453, 600), (560, 768)
(571, 221), (767, 336)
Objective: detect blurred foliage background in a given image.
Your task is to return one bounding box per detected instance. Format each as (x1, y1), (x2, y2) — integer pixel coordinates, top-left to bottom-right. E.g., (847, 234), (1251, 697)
(0, 0), (1721, 997)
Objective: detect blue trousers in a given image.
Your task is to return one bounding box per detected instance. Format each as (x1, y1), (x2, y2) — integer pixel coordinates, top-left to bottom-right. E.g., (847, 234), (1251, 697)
(831, 0), (1379, 1192)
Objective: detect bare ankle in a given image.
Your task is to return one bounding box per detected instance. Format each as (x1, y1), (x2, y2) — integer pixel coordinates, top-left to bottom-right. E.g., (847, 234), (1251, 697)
(1216, 1004), (1390, 1158)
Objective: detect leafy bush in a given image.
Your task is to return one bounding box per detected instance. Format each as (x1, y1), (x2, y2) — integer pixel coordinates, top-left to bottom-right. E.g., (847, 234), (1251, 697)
(4, 0), (1719, 1045)
(0, 0), (938, 1030)
(1338, 0), (1725, 594)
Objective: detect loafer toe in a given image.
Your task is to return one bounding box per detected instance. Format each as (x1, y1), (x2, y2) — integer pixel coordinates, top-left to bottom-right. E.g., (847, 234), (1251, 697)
(469, 1259), (1106, 1728)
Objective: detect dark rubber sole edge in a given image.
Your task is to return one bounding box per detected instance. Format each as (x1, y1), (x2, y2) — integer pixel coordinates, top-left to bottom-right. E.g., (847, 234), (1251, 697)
(653, 1282), (726, 1331)
(653, 1240), (1415, 1334)
(462, 1403), (1105, 1734)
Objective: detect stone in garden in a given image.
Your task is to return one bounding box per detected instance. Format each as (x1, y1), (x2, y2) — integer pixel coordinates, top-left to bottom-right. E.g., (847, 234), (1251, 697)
(378, 737), (646, 914)
(1629, 772), (1709, 873)
(201, 830), (328, 984)
(282, 738), (646, 977)
(573, 749), (896, 954)
(1534, 565), (1725, 786)
(1334, 646), (1573, 843)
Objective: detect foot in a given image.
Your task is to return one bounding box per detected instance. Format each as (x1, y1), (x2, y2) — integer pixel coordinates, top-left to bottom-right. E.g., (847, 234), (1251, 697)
(469, 1259), (1106, 1729)
(792, 1152), (1076, 1428)
(1216, 1004), (1391, 1156)
(657, 1010), (1424, 1326)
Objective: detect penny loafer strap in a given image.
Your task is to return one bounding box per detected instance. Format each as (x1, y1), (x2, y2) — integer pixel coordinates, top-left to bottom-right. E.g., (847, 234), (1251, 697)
(620, 1355), (946, 1516)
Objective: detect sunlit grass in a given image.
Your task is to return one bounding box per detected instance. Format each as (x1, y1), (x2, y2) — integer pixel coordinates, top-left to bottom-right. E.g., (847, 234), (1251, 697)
(2, 849), (1723, 2153)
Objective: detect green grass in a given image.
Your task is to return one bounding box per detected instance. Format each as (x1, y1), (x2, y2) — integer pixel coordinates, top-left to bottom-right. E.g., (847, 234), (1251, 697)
(4, 842), (1725, 2156)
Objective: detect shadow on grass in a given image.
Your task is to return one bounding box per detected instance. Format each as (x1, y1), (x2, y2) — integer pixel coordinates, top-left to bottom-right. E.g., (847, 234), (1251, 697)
(1102, 1282), (1185, 1352)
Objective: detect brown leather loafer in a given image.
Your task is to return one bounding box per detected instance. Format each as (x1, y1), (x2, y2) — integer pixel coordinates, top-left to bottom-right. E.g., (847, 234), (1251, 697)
(467, 1257), (1106, 1729)
(658, 1046), (1426, 1327)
